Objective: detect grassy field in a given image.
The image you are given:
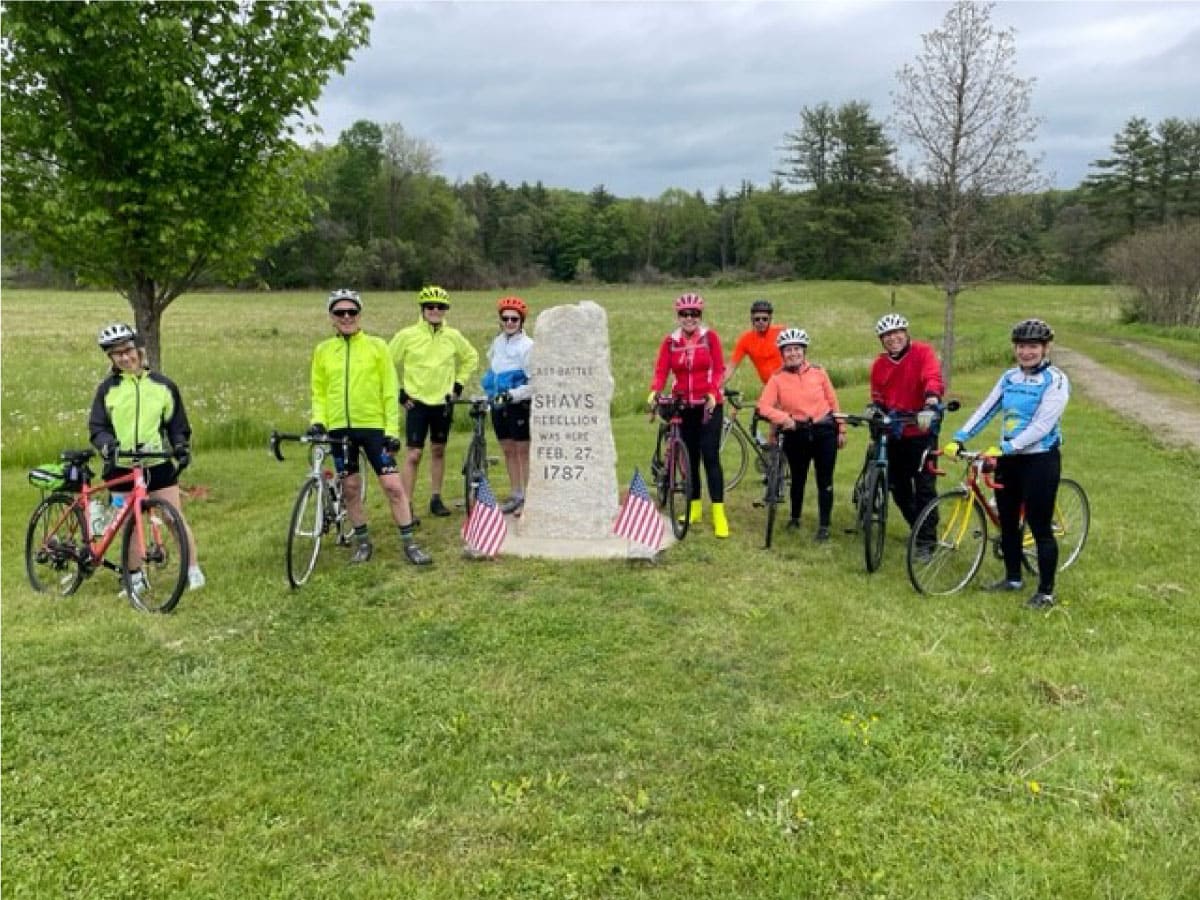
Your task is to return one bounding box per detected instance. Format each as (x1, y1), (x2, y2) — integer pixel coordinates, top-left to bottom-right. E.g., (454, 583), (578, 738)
(3, 285), (1199, 899)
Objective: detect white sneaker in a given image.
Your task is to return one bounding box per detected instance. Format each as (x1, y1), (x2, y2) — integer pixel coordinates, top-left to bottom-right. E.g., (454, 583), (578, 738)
(118, 570), (148, 601)
(188, 567), (206, 590)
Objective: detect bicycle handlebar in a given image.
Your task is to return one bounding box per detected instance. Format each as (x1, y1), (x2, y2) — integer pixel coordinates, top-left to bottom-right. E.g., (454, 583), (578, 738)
(923, 448), (1002, 489)
(269, 430), (350, 463)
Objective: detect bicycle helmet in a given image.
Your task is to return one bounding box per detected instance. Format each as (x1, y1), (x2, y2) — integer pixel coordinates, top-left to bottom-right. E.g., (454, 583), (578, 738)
(750, 299), (773, 315)
(1011, 318), (1054, 343)
(97, 322), (137, 350)
(417, 285), (450, 306)
(776, 327), (810, 348)
(875, 313), (909, 336)
(327, 288), (362, 312)
(497, 296), (528, 318)
(674, 292), (705, 312)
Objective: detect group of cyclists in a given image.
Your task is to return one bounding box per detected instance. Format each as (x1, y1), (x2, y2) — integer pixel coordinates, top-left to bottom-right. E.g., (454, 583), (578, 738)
(647, 294), (1070, 609)
(87, 287), (1070, 609)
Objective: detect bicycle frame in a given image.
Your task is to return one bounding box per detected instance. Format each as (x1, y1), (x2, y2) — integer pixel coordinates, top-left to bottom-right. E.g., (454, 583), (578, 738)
(453, 396), (492, 512)
(650, 395), (693, 539)
(720, 389), (768, 490)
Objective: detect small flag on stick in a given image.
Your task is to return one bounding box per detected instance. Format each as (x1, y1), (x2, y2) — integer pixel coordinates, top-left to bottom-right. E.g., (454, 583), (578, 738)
(612, 468), (664, 551)
(461, 475), (507, 558)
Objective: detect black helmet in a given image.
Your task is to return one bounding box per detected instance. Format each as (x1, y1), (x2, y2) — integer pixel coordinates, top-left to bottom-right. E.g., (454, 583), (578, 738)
(1011, 318), (1054, 343)
(750, 299), (773, 315)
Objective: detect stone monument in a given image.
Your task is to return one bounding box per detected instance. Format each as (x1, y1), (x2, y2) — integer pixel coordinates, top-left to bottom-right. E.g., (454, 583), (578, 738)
(503, 300), (668, 559)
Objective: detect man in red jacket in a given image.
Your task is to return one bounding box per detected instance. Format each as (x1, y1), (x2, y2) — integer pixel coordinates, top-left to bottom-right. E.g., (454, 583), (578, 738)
(869, 314), (946, 545)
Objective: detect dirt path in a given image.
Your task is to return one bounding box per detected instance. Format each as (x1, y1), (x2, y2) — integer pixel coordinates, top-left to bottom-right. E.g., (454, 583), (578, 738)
(1103, 340), (1200, 382)
(1054, 346), (1200, 449)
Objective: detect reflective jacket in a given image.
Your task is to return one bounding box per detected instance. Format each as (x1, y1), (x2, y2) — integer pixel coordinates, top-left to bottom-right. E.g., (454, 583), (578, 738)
(89, 369), (190, 454)
(310, 330), (400, 437)
(388, 319), (479, 404)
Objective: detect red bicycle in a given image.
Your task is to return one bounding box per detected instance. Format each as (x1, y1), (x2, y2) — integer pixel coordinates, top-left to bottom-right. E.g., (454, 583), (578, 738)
(649, 395), (693, 539)
(24, 448), (190, 612)
(905, 449), (1090, 596)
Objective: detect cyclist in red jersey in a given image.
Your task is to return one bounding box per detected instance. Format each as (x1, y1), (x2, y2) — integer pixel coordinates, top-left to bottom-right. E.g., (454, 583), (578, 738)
(648, 293), (729, 538)
(868, 313), (945, 548)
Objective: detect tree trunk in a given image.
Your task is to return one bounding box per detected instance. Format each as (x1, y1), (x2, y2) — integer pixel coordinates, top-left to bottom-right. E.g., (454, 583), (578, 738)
(941, 285), (958, 391)
(129, 280), (164, 370)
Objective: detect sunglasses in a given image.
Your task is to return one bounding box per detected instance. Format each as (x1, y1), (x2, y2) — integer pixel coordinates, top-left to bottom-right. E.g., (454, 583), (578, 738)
(500, 315), (522, 323)
(422, 303), (450, 311)
(752, 315), (771, 323)
(330, 308), (359, 318)
(677, 310), (701, 318)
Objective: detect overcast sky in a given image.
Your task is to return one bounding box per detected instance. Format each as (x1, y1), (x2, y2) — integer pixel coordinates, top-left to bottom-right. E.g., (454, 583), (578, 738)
(313, 1), (1200, 199)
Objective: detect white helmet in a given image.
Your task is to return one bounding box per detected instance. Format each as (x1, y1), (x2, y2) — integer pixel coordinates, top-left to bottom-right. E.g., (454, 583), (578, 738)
(327, 288), (362, 312)
(875, 313), (909, 336)
(776, 327), (810, 348)
(97, 322), (136, 350)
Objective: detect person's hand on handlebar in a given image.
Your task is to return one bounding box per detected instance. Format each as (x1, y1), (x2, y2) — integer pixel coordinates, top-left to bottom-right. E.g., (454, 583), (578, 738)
(173, 443), (192, 471)
(307, 422), (327, 439)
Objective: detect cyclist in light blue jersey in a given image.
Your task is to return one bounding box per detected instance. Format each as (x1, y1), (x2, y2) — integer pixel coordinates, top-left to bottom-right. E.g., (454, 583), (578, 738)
(943, 319), (1069, 610)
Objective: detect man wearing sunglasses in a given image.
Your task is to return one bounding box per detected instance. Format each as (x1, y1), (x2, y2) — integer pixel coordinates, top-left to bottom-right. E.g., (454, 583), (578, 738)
(722, 299), (784, 389)
(310, 289), (431, 566)
(388, 285), (479, 519)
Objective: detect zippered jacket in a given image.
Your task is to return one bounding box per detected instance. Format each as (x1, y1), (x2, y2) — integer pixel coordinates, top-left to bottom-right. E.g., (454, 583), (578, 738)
(89, 369), (190, 454)
(310, 331), (400, 437)
(650, 326), (726, 405)
(482, 331), (534, 402)
(869, 340), (945, 438)
(757, 363), (845, 432)
(388, 319), (479, 404)
(954, 362), (1069, 454)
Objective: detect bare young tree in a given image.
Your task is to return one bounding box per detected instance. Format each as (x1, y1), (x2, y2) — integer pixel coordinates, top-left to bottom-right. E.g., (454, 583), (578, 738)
(893, 1), (1042, 382)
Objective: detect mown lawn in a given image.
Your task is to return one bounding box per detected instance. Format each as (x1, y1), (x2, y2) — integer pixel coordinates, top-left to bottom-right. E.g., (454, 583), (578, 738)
(3, 285), (1199, 899)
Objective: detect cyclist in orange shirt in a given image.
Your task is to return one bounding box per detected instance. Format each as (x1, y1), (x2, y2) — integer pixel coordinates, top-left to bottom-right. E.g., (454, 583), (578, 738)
(723, 299), (783, 388)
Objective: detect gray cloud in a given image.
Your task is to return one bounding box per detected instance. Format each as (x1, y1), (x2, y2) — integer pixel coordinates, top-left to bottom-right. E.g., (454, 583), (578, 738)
(314, 1), (1200, 197)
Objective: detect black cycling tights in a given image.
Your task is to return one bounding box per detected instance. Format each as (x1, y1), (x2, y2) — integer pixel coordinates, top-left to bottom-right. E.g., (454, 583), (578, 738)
(679, 404), (724, 504)
(783, 424), (838, 526)
(995, 448), (1061, 593)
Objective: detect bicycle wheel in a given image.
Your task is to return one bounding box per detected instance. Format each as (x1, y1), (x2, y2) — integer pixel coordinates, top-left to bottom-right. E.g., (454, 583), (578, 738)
(666, 439), (692, 540)
(720, 421), (751, 491)
(1022, 477), (1090, 575)
(286, 477), (323, 588)
(907, 489), (987, 596)
(121, 498), (189, 613)
(25, 493), (87, 596)
(862, 467), (888, 573)
(763, 447), (785, 549)
(462, 436), (487, 515)
(651, 428), (669, 507)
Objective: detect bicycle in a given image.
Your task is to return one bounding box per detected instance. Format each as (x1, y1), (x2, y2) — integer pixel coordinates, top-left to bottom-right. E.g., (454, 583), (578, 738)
(270, 430), (367, 589)
(836, 401), (959, 574)
(719, 389), (769, 491)
(24, 447), (189, 613)
(453, 395), (493, 514)
(757, 425), (787, 549)
(905, 449), (1090, 596)
(649, 395), (694, 540)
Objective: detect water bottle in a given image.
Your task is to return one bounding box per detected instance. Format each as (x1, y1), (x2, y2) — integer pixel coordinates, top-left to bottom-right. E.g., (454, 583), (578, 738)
(88, 498), (108, 535)
(110, 493), (126, 525)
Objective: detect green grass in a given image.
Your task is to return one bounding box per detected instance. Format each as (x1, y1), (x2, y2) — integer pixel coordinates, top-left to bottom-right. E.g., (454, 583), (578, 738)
(3, 286), (1200, 898)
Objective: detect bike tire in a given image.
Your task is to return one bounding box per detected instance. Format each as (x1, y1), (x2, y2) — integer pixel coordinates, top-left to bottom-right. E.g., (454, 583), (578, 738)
(286, 477), (323, 588)
(907, 489), (987, 596)
(720, 422), (751, 491)
(121, 498), (189, 613)
(1021, 477), (1090, 575)
(862, 467), (888, 573)
(763, 446), (785, 549)
(462, 436), (488, 515)
(651, 427), (669, 507)
(25, 492), (87, 596)
(667, 439), (692, 540)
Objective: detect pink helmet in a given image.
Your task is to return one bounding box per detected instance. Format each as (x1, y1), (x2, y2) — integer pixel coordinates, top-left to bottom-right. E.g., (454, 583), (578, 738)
(674, 293), (705, 313)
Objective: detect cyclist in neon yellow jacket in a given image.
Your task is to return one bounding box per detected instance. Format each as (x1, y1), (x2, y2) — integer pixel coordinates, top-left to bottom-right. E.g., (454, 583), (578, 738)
(311, 290), (430, 566)
(388, 286), (479, 518)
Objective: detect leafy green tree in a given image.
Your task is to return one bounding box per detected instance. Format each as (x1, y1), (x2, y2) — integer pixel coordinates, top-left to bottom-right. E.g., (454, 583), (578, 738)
(893, 0), (1041, 384)
(1, 1), (371, 365)
(332, 120), (384, 246)
(1084, 117), (1157, 236)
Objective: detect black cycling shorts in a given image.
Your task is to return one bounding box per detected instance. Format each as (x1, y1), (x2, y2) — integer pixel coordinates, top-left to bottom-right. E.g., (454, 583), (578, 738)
(328, 428), (399, 477)
(108, 461), (178, 494)
(405, 400), (453, 448)
(491, 399), (531, 442)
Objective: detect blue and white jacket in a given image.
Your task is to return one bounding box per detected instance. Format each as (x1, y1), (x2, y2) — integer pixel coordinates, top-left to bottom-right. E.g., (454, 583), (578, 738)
(481, 330), (534, 402)
(954, 362), (1069, 455)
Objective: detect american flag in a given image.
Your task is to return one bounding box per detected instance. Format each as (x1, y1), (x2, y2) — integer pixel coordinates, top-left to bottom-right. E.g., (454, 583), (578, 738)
(612, 468), (664, 550)
(461, 475), (507, 557)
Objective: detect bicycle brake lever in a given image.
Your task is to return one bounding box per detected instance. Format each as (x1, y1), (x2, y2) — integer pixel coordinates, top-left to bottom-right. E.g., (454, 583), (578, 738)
(270, 431), (286, 462)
